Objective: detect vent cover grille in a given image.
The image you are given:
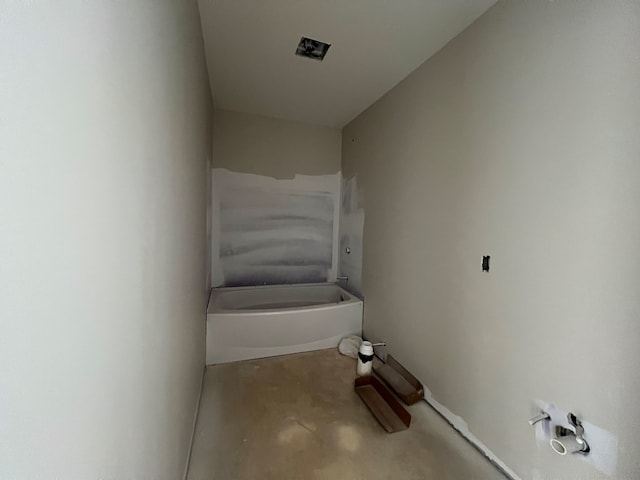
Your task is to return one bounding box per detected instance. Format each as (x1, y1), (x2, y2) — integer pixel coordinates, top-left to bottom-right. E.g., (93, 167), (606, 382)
(295, 37), (331, 61)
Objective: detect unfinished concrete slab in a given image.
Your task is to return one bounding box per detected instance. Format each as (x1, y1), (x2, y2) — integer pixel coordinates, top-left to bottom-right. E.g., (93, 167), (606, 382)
(187, 349), (507, 480)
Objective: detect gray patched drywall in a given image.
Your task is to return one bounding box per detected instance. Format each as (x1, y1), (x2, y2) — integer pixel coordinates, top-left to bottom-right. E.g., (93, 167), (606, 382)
(212, 169), (340, 287)
(342, 1), (640, 479)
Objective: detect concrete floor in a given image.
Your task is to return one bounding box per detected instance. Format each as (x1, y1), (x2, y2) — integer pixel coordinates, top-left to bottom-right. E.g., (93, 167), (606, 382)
(187, 349), (507, 480)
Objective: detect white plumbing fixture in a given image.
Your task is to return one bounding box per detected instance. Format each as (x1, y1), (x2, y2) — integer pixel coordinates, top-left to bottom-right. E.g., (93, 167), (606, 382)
(528, 412), (550, 426)
(550, 413), (590, 456)
(550, 434), (589, 455)
(356, 341), (386, 377)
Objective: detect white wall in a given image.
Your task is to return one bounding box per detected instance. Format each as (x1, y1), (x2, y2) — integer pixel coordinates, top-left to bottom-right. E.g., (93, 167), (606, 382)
(212, 109), (341, 177)
(0, 2), (211, 479)
(343, 2), (640, 479)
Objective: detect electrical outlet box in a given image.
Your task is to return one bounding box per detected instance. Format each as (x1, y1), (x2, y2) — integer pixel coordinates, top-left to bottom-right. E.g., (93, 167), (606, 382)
(482, 256), (490, 272)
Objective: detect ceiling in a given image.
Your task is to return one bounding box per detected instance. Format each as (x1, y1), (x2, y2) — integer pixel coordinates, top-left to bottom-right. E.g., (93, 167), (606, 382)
(198, 0), (497, 128)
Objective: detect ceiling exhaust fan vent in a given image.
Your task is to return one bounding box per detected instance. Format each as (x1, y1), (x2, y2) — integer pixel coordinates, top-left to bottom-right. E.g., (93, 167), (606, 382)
(295, 37), (331, 61)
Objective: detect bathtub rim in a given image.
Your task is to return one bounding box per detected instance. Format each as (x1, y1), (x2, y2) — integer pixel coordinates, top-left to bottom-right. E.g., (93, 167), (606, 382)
(207, 282), (360, 315)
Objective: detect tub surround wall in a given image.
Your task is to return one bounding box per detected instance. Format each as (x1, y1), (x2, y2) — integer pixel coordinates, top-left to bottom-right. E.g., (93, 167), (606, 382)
(0, 2), (211, 479)
(342, 1), (640, 479)
(211, 169), (341, 287)
(211, 110), (342, 287)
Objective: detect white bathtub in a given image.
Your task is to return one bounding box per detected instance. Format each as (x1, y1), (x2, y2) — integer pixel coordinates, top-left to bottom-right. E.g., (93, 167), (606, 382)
(206, 283), (363, 364)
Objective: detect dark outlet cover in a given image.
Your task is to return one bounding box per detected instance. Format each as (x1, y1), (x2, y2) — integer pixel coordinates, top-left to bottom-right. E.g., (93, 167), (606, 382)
(482, 256), (490, 272)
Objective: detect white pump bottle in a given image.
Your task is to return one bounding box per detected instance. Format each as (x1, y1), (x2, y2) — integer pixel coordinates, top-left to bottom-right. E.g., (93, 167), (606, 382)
(356, 341), (386, 377)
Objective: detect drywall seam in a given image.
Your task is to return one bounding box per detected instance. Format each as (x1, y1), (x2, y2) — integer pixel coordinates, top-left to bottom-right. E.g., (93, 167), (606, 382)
(422, 390), (522, 480)
(183, 366), (206, 480)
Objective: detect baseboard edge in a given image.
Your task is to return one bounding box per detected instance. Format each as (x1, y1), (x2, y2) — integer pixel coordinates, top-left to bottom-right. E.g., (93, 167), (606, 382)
(422, 393), (522, 480)
(183, 366), (206, 480)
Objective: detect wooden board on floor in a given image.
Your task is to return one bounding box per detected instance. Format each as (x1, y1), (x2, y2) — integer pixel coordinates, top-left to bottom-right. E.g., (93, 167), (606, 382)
(355, 375), (411, 433)
(374, 355), (424, 405)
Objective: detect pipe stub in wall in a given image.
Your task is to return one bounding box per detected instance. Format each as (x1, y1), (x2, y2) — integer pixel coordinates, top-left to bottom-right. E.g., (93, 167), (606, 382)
(550, 435), (588, 456)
